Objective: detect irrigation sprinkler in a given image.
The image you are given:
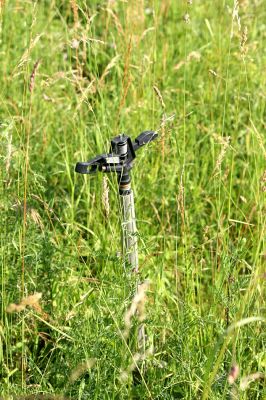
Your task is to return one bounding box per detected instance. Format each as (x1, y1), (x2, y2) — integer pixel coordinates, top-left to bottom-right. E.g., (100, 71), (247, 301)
(75, 130), (158, 272)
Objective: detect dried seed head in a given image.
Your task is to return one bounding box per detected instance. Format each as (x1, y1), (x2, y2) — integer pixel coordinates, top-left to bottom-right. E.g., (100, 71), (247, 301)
(71, 39), (79, 49)
(203, 225), (210, 242)
(29, 59), (40, 93)
(6, 292), (42, 313)
(209, 69), (218, 77)
(240, 26), (248, 55)
(228, 364), (240, 384)
(21, 292), (42, 306)
(231, 0), (241, 38)
(240, 195), (247, 203)
(183, 13), (190, 24)
(70, 0), (79, 28)
(30, 208), (44, 231)
(187, 51), (201, 62)
(153, 85), (165, 109)
(213, 136), (231, 176)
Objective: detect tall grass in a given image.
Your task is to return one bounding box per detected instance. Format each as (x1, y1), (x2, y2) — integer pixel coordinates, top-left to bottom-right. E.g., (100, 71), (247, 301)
(0, 0), (265, 399)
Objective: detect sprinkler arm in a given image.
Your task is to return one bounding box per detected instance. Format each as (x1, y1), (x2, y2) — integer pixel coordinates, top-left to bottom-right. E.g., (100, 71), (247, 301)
(75, 130), (158, 175)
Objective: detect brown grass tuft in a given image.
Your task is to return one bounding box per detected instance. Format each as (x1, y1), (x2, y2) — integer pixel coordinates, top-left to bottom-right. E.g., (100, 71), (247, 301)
(6, 292), (42, 313)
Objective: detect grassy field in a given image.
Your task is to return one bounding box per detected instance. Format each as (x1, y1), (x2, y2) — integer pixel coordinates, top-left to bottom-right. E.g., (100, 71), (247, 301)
(0, 0), (265, 399)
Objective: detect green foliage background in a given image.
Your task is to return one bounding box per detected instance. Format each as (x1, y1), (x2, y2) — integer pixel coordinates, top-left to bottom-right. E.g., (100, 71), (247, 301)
(0, 0), (265, 399)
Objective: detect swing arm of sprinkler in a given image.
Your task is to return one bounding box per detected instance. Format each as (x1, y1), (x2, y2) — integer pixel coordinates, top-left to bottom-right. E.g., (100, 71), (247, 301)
(75, 131), (158, 271)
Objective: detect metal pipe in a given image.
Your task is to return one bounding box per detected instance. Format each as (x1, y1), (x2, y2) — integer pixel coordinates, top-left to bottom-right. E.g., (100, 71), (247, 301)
(120, 190), (139, 272)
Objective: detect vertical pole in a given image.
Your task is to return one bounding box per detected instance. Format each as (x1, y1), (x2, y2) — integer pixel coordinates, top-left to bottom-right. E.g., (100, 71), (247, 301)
(120, 189), (139, 272)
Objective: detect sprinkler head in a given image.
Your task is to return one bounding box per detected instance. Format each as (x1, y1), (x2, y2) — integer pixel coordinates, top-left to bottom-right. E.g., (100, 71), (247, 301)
(75, 130), (158, 176)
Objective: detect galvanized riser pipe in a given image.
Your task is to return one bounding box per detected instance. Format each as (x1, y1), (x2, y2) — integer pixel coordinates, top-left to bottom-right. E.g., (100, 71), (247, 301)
(75, 130), (157, 272)
(120, 189), (138, 272)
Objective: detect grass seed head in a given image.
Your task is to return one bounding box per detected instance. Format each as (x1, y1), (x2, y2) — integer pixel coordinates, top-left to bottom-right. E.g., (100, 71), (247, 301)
(240, 26), (248, 55)
(70, 0), (79, 28)
(183, 13), (190, 24)
(213, 136), (231, 176)
(228, 364), (240, 384)
(231, 0), (241, 38)
(153, 85), (165, 109)
(29, 59), (40, 93)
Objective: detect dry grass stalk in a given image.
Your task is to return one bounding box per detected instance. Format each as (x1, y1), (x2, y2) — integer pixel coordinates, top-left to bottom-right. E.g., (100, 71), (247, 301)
(29, 59), (40, 93)
(5, 133), (12, 174)
(0, 0), (5, 13)
(153, 85), (165, 109)
(153, 85), (166, 160)
(208, 69), (225, 81)
(123, 280), (149, 339)
(69, 359), (96, 383)
(261, 170), (266, 192)
(250, 119), (266, 159)
(6, 292), (42, 313)
(126, 0), (144, 45)
(99, 54), (120, 88)
(203, 225), (210, 243)
(174, 50), (201, 71)
(231, 0), (241, 38)
(213, 135), (231, 176)
(177, 169), (185, 227)
(70, 0), (79, 28)
(15, 34), (43, 73)
(239, 372), (265, 391)
(102, 176), (110, 219)
(75, 78), (96, 111)
(240, 26), (248, 55)
(120, 346), (153, 382)
(228, 364), (240, 384)
(106, 7), (125, 38)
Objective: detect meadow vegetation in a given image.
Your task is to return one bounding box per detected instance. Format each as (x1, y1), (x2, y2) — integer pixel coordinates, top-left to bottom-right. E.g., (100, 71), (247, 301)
(0, 0), (265, 398)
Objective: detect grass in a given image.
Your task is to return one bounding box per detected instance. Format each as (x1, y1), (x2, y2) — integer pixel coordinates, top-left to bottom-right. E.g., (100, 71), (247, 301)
(0, 0), (265, 399)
